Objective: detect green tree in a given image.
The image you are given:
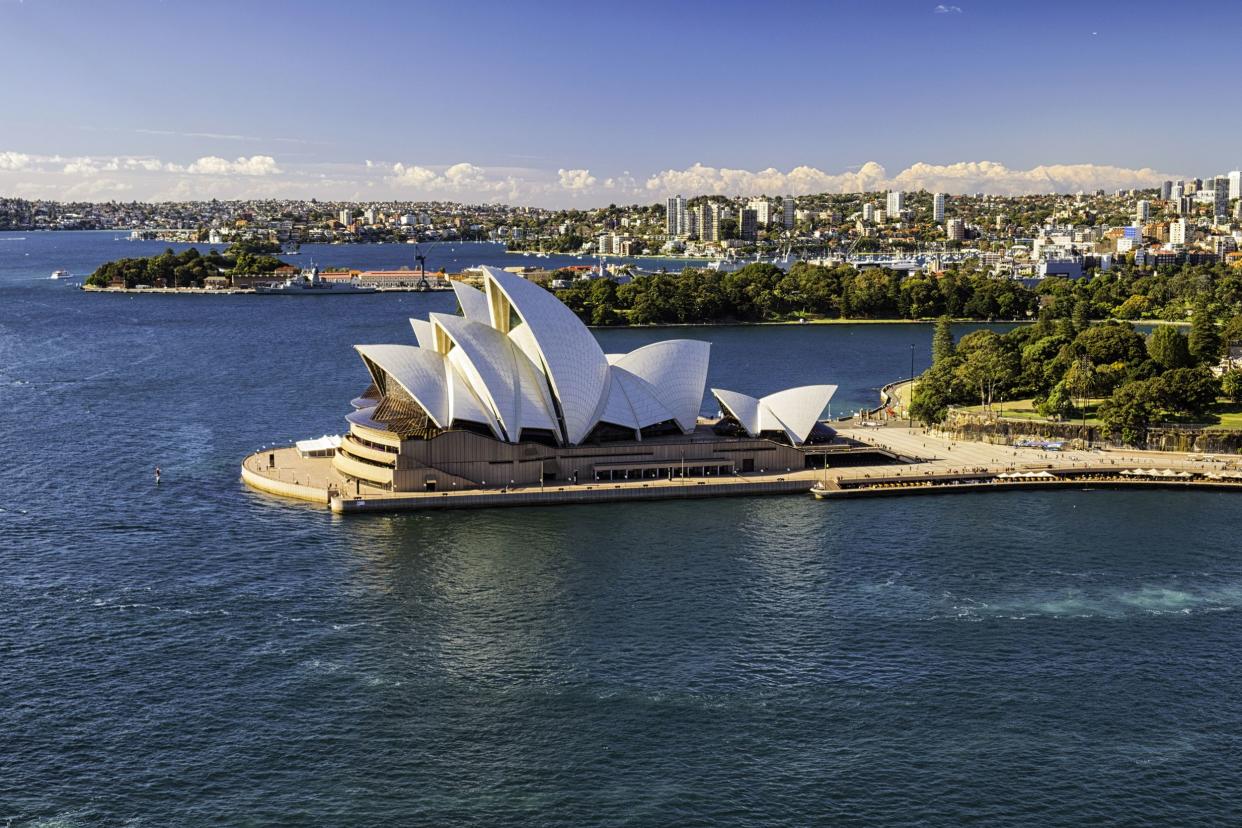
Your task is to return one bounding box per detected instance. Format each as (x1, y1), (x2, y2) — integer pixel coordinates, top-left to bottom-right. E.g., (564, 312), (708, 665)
(1188, 301), (1221, 364)
(1072, 297), (1090, 333)
(1036, 381), (1077, 420)
(931, 316), (956, 366)
(1221, 369), (1242, 403)
(909, 362), (956, 424)
(1098, 379), (1156, 445)
(954, 330), (1018, 411)
(1146, 325), (1192, 370)
(1154, 367), (1220, 416)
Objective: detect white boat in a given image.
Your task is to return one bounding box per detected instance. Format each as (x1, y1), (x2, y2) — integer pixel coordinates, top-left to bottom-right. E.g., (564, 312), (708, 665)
(256, 267), (377, 295)
(50, 269), (70, 280)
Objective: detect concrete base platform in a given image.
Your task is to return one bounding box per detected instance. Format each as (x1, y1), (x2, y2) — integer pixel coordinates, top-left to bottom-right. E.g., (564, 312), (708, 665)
(241, 426), (1242, 513)
(241, 446), (822, 513)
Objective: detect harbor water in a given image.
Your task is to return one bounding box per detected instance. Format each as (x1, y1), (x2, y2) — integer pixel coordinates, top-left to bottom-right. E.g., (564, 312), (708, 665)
(3, 232), (1241, 825)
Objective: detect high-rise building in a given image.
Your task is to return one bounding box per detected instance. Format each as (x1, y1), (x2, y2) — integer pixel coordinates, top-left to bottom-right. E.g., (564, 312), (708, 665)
(1230, 170), (1242, 201)
(363, 207), (377, 225)
(932, 192), (945, 223)
(338, 208), (352, 226)
(1160, 180), (1173, 200)
(886, 190), (905, 216)
(1171, 181), (1184, 201)
(946, 218), (965, 241)
(697, 203), (721, 242)
(1170, 218), (1190, 246)
(862, 203), (875, 222)
(738, 208), (758, 242)
(747, 198), (771, 226)
(1215, 177), (1230, 222)
(1136, 200), (1150, 222)
(782, 196), (795, 229)
(666, 195), (686, 237)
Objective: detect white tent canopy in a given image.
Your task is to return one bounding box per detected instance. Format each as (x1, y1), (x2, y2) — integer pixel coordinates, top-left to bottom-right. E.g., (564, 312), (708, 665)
(296, 434), (342, 456)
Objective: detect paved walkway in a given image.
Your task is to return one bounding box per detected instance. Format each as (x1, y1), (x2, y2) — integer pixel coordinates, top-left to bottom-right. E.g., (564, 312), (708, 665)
(836, 427), (1240, 477)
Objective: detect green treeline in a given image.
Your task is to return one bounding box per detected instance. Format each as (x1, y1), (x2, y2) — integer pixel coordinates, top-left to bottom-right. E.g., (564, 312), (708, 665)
(911, 308), (1242, 445)
(85, 240), (286, 288)
(555, 259), (1242, 327)
(556, 262), (1036, 325)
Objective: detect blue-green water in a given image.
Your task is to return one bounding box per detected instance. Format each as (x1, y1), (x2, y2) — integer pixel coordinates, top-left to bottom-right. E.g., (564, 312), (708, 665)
(3, 232), (1242, 825)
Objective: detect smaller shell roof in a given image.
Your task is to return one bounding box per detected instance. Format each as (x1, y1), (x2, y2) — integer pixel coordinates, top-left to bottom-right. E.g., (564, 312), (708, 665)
(711, 384), (837, 445)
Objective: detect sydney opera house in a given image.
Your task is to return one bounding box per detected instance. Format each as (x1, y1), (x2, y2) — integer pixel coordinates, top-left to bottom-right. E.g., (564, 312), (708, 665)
(331, 266), (838, 492)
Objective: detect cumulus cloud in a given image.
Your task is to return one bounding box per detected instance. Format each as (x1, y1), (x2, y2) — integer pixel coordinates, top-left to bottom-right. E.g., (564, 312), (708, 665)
(640, 160), (1177, 199)
(180, 155), (281, 176)
(557, 168), (597, 191)
(934, 4), (962, 13)
(0, 151), (32, 171)
(388, 161), (531, 201)
(0, 147), (1185, 204)
(643, 161), (888, 197)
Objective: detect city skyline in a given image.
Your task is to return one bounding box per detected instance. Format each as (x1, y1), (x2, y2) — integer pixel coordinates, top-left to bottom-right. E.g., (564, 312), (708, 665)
(2, 0), (1240, 205)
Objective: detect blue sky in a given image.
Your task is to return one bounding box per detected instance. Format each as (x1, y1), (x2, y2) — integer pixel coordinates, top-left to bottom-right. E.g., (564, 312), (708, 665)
(2, 0), (1240, 204)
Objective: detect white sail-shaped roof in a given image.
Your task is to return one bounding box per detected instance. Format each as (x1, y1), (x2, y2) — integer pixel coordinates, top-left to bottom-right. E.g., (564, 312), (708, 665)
(451, 280), (491, 322)
(597, 373), (640, 431)
(711, 385), (837, 445)
(351, 264), (837, 449)
(759, 385), (837, 444)
(613, 340), (710, 433)
(711, 388), (762, 436)
(614, 368), (675, 428)
(446, 358), (500, 437)
(430, 312), (557, 442)
(409, 318), (436, 350)
(480, 267), (609, 445)
(355, 344), (450, 426)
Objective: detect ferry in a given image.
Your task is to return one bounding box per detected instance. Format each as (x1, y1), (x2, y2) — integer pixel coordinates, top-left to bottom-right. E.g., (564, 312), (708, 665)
(256, 267), (376, 295)
(50, 269), (70, 280)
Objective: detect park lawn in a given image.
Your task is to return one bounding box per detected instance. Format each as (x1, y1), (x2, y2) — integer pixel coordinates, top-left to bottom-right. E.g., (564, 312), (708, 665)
(1204, 401), (1242, 430)
(959, 397), (1106, 425)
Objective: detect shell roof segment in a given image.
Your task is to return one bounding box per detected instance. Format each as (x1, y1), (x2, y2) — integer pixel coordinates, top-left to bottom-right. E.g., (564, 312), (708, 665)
(711, 385), (837, 445)
(479, 266), (610, 445)
(354, 344), (450, 426)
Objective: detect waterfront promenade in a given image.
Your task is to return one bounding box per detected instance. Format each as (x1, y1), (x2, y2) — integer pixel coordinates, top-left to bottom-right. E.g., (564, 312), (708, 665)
(241, 424), (1242, 513)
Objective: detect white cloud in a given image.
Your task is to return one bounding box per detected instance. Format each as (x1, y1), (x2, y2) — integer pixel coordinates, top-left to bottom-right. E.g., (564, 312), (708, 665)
(0, 148), (1186, 205)
(934, 4), (963, 13)
(557, 168), (597, 191)
(388, 161), (529, 201)
(62, 158), (102, 176)
(180, 155), (281, 176)
(0, 151), (33, 171)
(640, 160), (1177, 199)
(642, 161), (888, 197)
